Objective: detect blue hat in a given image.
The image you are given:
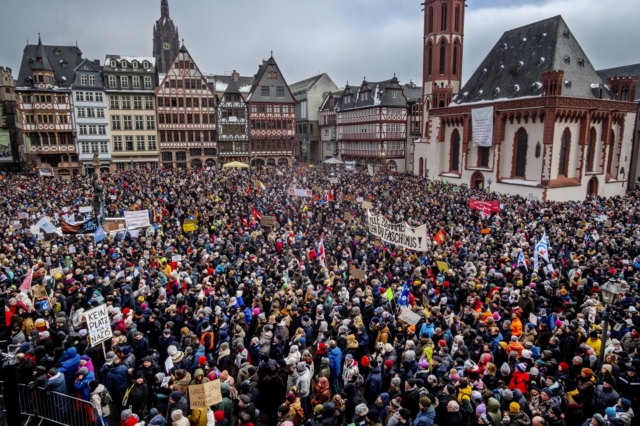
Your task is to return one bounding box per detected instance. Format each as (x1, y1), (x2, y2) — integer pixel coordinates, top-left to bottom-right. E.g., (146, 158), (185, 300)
(606, 407), (617, 419)
(620, 399), (632, 410)
(526, 323), (535, 329)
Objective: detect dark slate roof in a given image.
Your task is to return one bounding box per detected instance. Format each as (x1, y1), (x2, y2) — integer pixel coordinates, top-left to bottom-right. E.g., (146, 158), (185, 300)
(16, 41), (82, 89)
(379, 76), (408, 107)
(336, 77), (417, 111)
(72, 59), (104, 90)
(290, 73), (325, 94)
(210, 75), (254, 89)
(247, 56), (295, 103)
(224, 78), (240, 94)
(455, 15), (611, 105)
(356, 80), (375, 108)
(32, 38), (53, 72)
(319, 90), (345, 112)
(597, 64), (640, 102)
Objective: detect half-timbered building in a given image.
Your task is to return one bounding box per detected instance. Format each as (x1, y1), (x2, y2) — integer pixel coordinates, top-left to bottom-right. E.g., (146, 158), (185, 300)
(15, 37), (82, 178)
(156, 44), (217, 169)
(336, 77), (411, 172)
(415, 1), (638, 201)
(217, 77), (249, 164)
(246, 56), (296, 167)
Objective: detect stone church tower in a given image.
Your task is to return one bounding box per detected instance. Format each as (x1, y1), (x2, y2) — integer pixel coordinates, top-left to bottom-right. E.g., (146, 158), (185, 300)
(153, 0), (179, 75)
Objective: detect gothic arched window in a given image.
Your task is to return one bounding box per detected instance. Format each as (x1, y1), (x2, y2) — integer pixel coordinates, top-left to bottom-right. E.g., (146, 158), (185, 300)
(558, 129), (570, 176)
(586, 128), (596, 172)
(441, 4), (448, 31)
(439, 40), (446, 75)
(451, 130), (460, 171)
(515, 129), (528, 178)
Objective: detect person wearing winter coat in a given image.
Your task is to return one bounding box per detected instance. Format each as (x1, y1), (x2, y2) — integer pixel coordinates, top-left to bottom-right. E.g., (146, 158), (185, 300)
(128, 373), (149, 419)
(259, 325), (273, 355)
(89, 380), (111, 426)
(364, 360), (383, 405)
(312, 377), (331, 406)
(317, 357), (330, 380)
(43, 368), (69, 415)
(443, 402), (465, 426)
(295, 362), (311, 416)
(187, 406), (208, 426)
(170, 409), (190, 426)
(414, 396), (436, 426)
(167, 392), (189, 422)
(214, 383), (233, 421)
(503, 402), (531, 426)
(327, 341), (342, 395)
(121, 409), (141, 426)
(74, 367), (95, 401)
(105, 359), (129, 411)
(57, 346), (80, 390)
(592, 378), (620, 414)
(147, 408), (169, 426)
(510, 363), (530, 394)
(342, 354), (359, 387)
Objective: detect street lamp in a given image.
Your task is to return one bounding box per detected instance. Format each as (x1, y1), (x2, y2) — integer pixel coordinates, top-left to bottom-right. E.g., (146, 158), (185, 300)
(92, 152), (100, 176)
(597, 280), (621, 368)
(425, 169), (429, 179)
(487, 178), (493, 192)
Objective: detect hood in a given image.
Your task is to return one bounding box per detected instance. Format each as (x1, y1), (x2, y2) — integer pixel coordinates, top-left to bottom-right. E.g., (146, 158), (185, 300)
(66, 347), (78, 357)
(321, 357), (329, 367)
(487, 397), (500, 412)
(513, 389), (524, 400)
(194, 369), (204, 378)
(321, 402), (336, 418)
(380, 392), (390, 406)
(221, 383), (230, 397)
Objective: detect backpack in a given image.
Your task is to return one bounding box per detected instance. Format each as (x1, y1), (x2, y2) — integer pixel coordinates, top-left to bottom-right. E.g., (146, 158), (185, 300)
(99, 388), (112, 407)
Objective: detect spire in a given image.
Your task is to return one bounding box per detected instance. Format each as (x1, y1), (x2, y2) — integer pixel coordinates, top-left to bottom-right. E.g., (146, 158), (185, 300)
(161, 0), (169, 19)
(32, 35), (53, 71)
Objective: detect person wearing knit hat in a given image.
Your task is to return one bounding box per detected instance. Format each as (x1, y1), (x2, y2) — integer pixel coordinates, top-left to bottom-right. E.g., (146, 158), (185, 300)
(605, 407), (617, 419)
(355, 403), (369, 417)
(384, 359), (395, 368)
(391, 397), (402, 408)
(286, 393), (297, 404)
(476, 404), (487, 415)
(510, 402), (521, 413)
(582, 368), (594, 377)
(367, 409), (380, 424)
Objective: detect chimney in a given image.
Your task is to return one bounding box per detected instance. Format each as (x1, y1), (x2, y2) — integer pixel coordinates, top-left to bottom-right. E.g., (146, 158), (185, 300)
(93, 59), (100, 67)
(232, 70), (239, 82)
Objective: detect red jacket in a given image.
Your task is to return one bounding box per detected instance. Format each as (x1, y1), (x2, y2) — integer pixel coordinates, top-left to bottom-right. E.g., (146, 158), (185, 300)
(509, 370), (529, 394)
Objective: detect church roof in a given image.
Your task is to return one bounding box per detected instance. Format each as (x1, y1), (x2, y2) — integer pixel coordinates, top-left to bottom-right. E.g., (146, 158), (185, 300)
(454, 15), (611, 105)
(597, 64), (640, 102)
(16, 40), (82, 89)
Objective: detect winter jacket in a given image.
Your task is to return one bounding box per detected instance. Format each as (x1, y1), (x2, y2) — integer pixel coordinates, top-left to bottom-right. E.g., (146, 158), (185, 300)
(74, 370), (95, 401)
(295, 366), (311, 398)
(58, 347), (80, 385)
(364, 366), (383, 404)
(328, 346), (342, 376)
(90, 384), (111, 418)
(414, 406), (436, 426)
(187, 407), (208, 426)
(105, 364), (129, 394)
(592, 385), (619, 414)
(43, 373), (69, 414)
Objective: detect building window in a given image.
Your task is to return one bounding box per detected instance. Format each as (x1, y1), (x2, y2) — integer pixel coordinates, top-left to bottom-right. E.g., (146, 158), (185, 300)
(135, 116), (144, 130)
(81, 141), (89, 153)
(75, 92), (84, 102)
(586, 128), (596, 172)
(146, 116), (155, 130)
(176, 151), (187, 161)
(110, 96), (119, 109)
(441, 4), (447, 31)
(428, 7), (434, 33)
(439, 40), (446, 75)
(88, 125), (97, 135)
(79, 125), (87, 135)
(276, 87), (285, 97)
(125, 136), (134, 151)
(480, 147), (490, 167)
(121, 76), (129, 88)
(136, 136), (145, 151)
(97, 109), (105, 118)
(77, 108), (86, 118)
(122, 96), (131, 109)
(453, 44), (458, 75)
(112, 116), (121, 130)
(261, 86), (270, 96)
(124, 116), (132, 130)
(148, 135), (157, 150)
(451, 130), (460, 171)
(133, 96), (142, 109)
(558, 129), (570, 176)
(96, 93), (103, 102)
(132, 61), (138, 69)
(455, 6), (460, 32)
(89, 75), (96, 86)
(99, 125), (106, 135)
(100, 141), (108, 153)
(113, 136), (123, 151)
(145, 96), (154, 109)
(108, 75), (117, 88)
(144, 76), (152, 89)
(162, 152), (173, 162)
(81, 75), (87, 85)
(86, 92), (94, 102)
(132, 77), (141, 89)
(515, 129), (528, 178)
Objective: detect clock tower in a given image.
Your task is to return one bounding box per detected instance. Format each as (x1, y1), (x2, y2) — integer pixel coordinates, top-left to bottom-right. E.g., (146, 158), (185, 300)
(153, 0), (179, 75)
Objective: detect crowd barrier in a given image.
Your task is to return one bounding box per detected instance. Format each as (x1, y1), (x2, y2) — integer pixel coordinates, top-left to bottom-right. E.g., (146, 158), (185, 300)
(16, 383), (101, 426)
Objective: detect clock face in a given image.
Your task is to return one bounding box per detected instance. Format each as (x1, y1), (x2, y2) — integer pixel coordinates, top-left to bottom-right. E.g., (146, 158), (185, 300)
(163, 43), (171, 50)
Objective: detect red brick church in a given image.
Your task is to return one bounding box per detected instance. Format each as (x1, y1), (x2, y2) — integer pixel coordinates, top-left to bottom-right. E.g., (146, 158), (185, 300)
(414, 0), (638, 201)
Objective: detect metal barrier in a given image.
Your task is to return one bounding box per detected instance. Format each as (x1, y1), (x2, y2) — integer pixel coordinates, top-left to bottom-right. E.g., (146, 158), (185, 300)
(18, 383), (101, 426)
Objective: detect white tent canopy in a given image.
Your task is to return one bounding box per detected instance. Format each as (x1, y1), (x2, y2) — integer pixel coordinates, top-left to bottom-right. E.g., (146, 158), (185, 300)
(324, 158), (343, 164)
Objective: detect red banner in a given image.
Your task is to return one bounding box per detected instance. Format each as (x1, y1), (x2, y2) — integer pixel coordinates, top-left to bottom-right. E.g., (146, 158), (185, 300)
(469, 198), (500, 213)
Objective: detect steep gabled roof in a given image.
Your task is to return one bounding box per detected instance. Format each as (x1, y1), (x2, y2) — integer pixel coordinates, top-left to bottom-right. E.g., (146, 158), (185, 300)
(72, 59), (104, 89)
(597, 64), (640, 102)
(246, 56), (295, 103)
(336, 77), (417, 111)
(32, 38), (53, 72)
(455, 15), (611, 105)
(16, 40), (82, 89)
(290, 73), (326, 94)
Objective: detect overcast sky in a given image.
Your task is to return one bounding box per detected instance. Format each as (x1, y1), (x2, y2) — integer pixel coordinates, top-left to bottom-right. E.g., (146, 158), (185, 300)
(1, 0), (639, 89)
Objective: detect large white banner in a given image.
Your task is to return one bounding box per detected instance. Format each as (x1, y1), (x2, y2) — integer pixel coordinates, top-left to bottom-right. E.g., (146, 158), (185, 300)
(472, 106), (494, 147)
(288, 187), (312, 197)
(124, 210), (150, 229)
(368, 165), (374, 176)
(367, 211), (429, 252)
(84, 305), (112, 347)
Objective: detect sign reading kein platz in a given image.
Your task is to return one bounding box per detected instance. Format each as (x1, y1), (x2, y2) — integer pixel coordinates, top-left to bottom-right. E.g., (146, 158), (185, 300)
(189, 379), (222, 408)
(367, 211), (429, 252)
(84, 305), (112, 347)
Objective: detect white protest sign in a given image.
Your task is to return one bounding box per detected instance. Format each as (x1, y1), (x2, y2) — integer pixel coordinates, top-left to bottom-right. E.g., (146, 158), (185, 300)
(368, 164), (374, 176)
(172, 255), (182, 262)
(165, 356), (174, 373)
(84, 305), (112, 347)
(367, 211), (429, 252)
(329, 177), (338, 184)
(356, 197), (364, 203)
(79, 206), (92, 213)
(288, 188), (312, 197)
(161, 376), (171, 387)
(529, 313), (537, 326)
(398, 307), (421, 326)
(18, 212), (29, 219)
(472, 106), (494, 147)
(124, 210), (150, 229)
(30, 225), (40, 234)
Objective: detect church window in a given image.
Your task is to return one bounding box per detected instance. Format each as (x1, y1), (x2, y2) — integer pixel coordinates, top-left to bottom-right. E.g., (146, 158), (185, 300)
(558, 129), (569, 176)
(450, 130), (460, 171)
(441, 4), (447, 31)
(428, 7), (433, 33)
(439, 40), (446, 75)
(515, 129), (528, 178)
(586, 128), (596, 172)
(453, 44), (458, 75)
(427, 44), (433, 76)
(480, 147), (490, 167)
(535, 142), (541, 158)
(455, 6), (460, 32)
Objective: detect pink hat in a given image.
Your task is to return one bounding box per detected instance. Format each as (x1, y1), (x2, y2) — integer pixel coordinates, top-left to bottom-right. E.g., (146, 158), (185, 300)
(252, 308), (260, 316)
(492, 312), (501, 320)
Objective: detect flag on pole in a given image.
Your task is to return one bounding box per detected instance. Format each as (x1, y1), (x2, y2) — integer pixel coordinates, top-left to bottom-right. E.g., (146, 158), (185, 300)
(251, 207), (262, 221)
(259, 181), (266, 191)
(242, 217), (249, 228)
(385, 287), (394, 301)
(518, 249), (528, 271)
(94, 225), (107, 243)
(287, 217), (292, 227)
(398, 278), (411, 307)
(318, 240), (326, 267)
(535, 232), (550, 263)
(433, 229), (445, 245)
(19, 267), (35, 292)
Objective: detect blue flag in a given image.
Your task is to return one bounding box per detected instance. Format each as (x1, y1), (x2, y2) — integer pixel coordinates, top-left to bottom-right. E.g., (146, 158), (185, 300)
(94, 225), (107, 243)
(398, 278), (412, 307)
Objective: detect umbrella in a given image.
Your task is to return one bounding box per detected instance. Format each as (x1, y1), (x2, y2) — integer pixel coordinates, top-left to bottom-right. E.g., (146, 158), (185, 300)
(222, 161), (250, 169)
(324, 158), (343, 164)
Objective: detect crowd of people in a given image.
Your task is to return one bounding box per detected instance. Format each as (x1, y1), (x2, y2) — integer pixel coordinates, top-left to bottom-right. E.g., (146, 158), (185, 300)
(1, 164), (640, 426)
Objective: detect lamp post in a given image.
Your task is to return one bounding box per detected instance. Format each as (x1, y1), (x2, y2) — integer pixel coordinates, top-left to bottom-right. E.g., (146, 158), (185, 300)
(597, 281), (620, 368)
(425, 168), (429, 180)
(487, 178), (493, 192)
(92, 151), (100, 176)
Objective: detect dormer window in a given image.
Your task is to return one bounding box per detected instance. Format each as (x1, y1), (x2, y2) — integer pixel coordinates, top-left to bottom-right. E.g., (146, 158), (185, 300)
(362, 92), (368, 101)
(143, 61), (150, 69)
(37, 57), (43, 64)
(83, 65), (90, 70)
(61, 60), (68, 68)
(121, 61), (127, 69)
(28, 58), (34, 66)
(110, 60), (117, 67)
(54, 48), (61, 56)
(133, 61), (138, 69)
(392, 91), (398, 99)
